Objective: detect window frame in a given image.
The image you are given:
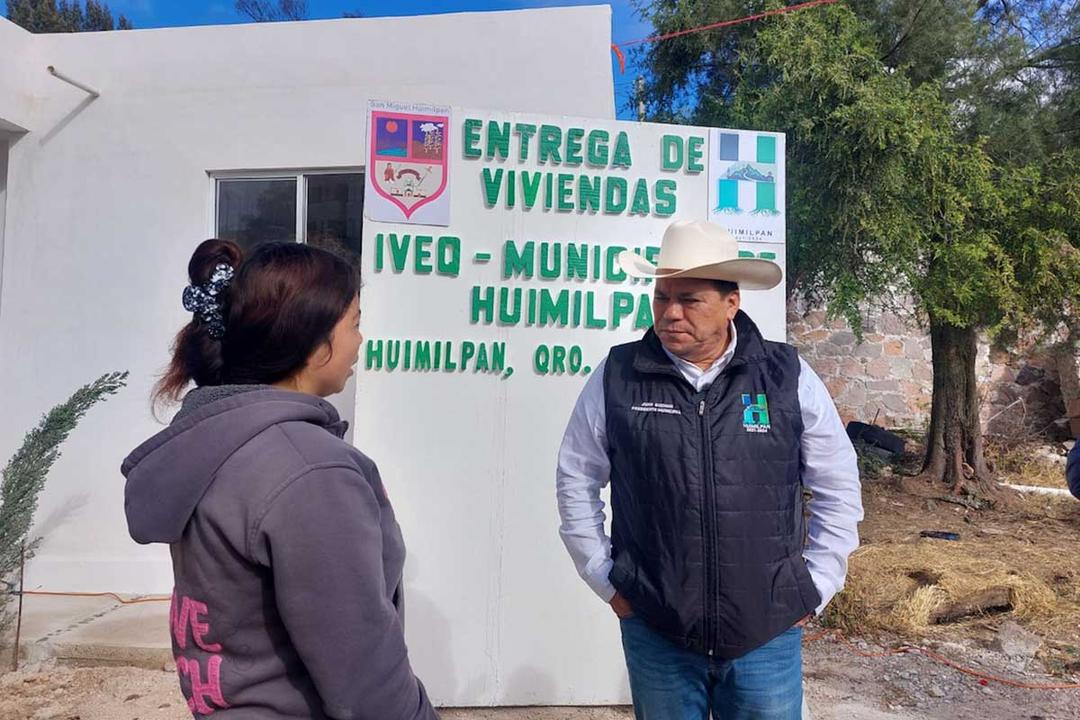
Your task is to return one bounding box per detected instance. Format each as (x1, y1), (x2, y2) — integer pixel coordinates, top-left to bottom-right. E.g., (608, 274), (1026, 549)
(208, 167), (365, 244)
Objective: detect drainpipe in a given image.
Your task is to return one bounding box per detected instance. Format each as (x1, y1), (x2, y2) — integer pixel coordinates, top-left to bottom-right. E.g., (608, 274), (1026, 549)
(46, 66), (100, 97)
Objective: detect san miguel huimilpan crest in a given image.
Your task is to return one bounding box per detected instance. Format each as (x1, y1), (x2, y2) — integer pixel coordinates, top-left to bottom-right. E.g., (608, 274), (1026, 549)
(366, 102), (451, 226)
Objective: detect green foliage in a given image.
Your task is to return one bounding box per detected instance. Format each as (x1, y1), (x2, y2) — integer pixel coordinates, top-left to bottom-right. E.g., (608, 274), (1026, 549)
(6, 0), (132, 32)
(0, 372), (128, 628)
(637, 0), (1076, 164)
(633, 0), (778, 122)
(854, 440), (890, 480)
(719, 5), (954, 331)
(846, 0), (984, 87)
(996, 150), (1080, 336)
(847, 0), (1066, 165)
(1048, 7), (1080, 149)
(639, 1), (1080, 342)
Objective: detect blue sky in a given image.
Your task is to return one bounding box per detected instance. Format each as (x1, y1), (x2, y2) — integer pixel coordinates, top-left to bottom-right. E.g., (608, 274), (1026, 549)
(5, 0), (652, 118)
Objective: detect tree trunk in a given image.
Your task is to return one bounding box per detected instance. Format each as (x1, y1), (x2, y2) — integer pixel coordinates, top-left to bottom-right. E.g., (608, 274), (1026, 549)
(922, 316), (996, 500)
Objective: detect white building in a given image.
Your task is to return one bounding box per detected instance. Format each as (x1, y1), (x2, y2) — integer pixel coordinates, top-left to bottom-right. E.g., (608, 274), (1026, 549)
(0, 6), (620, 704)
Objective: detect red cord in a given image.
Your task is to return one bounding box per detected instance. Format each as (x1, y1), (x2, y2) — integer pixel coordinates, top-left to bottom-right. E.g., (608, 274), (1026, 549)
(805, 628), (1080, 691)
(611, 43), (627, 75)
(21, 590), (170, 605)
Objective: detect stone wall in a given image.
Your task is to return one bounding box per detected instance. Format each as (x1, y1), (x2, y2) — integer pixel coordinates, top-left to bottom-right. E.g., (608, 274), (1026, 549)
(982, 346), (1068, 440)
(1053, 344), (1080, 438)
(787, 303), (933, 428)
(787, 300), (1073, 440)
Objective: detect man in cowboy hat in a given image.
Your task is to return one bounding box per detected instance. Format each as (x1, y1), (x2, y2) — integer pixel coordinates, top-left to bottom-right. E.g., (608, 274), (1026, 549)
(556, 220), (862, 719)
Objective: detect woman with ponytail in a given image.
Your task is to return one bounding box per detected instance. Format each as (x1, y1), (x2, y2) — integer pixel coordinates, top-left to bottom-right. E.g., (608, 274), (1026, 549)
(122, 239), (438, 720)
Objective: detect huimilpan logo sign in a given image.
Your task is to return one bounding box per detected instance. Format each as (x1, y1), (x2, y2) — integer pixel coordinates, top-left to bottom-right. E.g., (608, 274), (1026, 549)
(715, 133), (779, 216)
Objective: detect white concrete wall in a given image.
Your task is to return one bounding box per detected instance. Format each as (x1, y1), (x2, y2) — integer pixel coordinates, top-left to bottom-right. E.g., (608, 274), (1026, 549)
(0, 8), (613, 601)
(0, 19), (37, 132)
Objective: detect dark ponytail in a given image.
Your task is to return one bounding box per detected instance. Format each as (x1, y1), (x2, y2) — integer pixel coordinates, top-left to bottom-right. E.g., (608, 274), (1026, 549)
(154, 239), (243, 406)
(154, 239), (359, 408)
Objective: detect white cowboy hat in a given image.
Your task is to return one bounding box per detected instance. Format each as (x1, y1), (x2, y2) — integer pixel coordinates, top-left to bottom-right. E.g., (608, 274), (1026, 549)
(617, 220), (782, 291)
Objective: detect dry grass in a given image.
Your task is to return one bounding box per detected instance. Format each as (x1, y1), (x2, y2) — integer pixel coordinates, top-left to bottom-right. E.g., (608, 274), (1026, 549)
(824, 540), (1063, 637)
(988, 441), (1070, 490)
(821, 481), (1080, 673)
(1014, 490), (1080, 522)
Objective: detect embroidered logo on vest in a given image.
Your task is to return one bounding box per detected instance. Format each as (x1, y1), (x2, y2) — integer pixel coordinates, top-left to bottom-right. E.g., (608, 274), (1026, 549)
(741, 393), (771, 433)
(631, 401), (682, 416)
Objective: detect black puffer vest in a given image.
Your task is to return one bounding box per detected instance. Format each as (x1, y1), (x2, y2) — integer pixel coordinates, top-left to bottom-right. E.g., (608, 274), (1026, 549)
(604, 311), (820, 658)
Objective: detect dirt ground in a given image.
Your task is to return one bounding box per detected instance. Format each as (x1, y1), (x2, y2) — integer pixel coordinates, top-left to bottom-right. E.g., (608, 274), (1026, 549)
(2, 452), (1079, 720)
(829, 460), (1080, 661)
(2, 634), (1078, 720)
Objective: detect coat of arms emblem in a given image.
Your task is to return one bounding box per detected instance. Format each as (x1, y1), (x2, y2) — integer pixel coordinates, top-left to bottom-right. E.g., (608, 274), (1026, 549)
(368, 110), (449, 223)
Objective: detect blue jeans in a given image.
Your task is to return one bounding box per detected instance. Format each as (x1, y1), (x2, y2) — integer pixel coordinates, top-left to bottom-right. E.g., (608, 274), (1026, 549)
(620, 616), (803, 720)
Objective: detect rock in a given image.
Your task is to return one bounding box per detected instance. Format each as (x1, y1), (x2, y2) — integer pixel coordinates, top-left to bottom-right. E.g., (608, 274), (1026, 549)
(826, 378), (849, 397)
(841, 358), (864, 376)
(854, 343), (883, 359)
(928, 685), (946, 698)
(892, 358), (915, 379)
(1034, 446), (1067, 466)
(878, 314), (910, 335)
(993, 621), (1042, 670)
(931, 587), (1013, 624)
(836, 385), (868, 408)
(811, 358), (839, 375)
(881, 394), (912, 414)
(1016, 365), (1046, 386)
(867, 357), (892, 380)
(913, 362), (935, 382)
(162, 660), (176, 673)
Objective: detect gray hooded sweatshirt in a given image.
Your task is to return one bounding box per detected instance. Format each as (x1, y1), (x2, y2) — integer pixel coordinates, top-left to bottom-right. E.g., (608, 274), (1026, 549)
(122, 386), (438, 720)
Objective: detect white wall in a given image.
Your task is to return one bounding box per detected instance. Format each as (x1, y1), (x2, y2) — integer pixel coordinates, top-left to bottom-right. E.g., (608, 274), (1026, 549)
(0, 19), (37, 133)
(0, 8), (614, 601)
(357, 108), (792, 705)
(0, 135), (8, 307)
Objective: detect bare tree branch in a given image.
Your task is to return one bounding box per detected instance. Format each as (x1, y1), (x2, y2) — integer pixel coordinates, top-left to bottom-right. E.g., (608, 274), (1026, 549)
(880, 0), (931, 65)
(235, 0), (307, 22)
